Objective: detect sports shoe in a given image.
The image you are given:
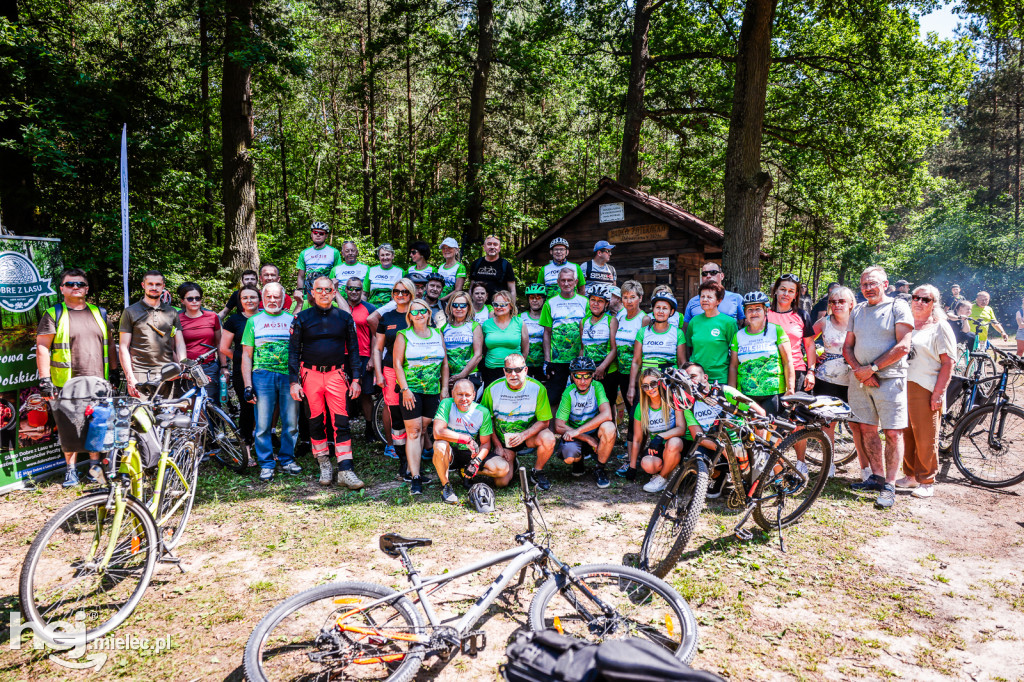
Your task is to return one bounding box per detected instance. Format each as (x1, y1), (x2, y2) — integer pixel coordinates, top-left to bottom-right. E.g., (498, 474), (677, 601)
(911, 484), (934, 498)
(706, 474), (728, 499)
(571, 459), (586, 477)
(259, 467), (275, 482)
(827, 463), (836, 478)
(530, 469), (551, 491)
(87, 464), (106, 486)
(384, 445), (398, 459)
(401, 471), (431, 485)
(410, 476), (423, 495)
(895, 476), (919, 489)
(317, 455), (333, 486)
(422, 447), (433, 460)
(643, 475), (667, 493)
(441, 482), (459, 504)
(851, 474), (886, 492)
(875, 483), (896, 508)
(616, 449), (629, 462)
(62, 468), (79, 488)
(860, 466), (873, 482)
(794, 460), (809, 478)
(337, 469), (365, 490)
(595, 467), (610, 489)
(281, 461), (303, 475)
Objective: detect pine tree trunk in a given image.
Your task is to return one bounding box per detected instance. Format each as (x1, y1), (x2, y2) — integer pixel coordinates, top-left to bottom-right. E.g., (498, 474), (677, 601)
(464, 0), (494, 245)
(278, 100), (291, 234)
(220, 0), (259, 274)
(722, 0), (777, 292)
(617, 0), (650, 188)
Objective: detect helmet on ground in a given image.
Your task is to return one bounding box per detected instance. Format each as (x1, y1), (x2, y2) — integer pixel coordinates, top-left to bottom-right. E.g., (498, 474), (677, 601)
(426, 271), (445, 283)
(525, 283), (547, 296)
(743, 291), (770, 308)
(468, 482), (495, 513)
(569, 356), (597, 374)
(650, 293), (677, 311)
(310, 221), (330, 233)
(586, 284), (610, 301)
(408, 271), (429, 284)
(549, 237), (569, 249)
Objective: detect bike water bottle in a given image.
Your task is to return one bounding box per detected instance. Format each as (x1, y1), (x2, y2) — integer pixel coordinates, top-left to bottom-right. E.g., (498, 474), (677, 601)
(84, 403), (112, 452)
(219, 373), (228, 403)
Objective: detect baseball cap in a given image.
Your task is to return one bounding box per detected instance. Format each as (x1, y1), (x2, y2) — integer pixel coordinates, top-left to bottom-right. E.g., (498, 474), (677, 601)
(594, 240), (616, 252)
(441, 237), (459, 249)
(607, 285), (621, 298)
(895, 279), (910, 287)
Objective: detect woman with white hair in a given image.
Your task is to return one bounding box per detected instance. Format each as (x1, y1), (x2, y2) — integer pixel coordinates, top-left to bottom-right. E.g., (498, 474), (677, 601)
(365, 244), (406, 307)
(899, 284), (955, 498)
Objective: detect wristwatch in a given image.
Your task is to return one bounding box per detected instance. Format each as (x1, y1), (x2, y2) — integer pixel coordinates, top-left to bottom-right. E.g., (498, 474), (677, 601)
(870, 363), (879, 373)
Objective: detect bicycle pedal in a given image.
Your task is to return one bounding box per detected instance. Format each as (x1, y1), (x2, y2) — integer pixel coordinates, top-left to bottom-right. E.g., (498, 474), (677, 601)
(735, 528), (753, 541)
(460, 630), (487, 656)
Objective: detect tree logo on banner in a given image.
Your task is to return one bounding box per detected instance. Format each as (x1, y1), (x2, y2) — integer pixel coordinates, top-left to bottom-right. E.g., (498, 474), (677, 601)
(0, 251), (55, 313)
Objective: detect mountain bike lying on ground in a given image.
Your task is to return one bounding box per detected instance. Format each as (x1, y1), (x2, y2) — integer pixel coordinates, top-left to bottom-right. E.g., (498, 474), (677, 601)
(243, 467), (699, 682)
(19, 363), (199, 647)
(639, 370), (850, 577)
(950, 345), (1024, 488)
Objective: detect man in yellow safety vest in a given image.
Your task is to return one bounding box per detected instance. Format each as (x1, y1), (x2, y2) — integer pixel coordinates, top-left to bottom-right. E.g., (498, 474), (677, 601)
(35, 268), (116, 487)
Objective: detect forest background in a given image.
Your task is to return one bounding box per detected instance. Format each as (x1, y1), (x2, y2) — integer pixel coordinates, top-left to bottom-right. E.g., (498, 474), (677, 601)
(2, 0), (1023, 322)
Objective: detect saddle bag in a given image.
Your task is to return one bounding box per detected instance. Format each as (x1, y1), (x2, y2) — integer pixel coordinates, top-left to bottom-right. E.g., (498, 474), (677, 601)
(501, 630), (598, 682)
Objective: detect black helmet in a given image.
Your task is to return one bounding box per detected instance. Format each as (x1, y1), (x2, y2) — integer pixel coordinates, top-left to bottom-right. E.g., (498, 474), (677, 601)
(468, 482), (495, 513)
(569, 356), (597, 374)
(650, 292), (678, 311)
(426, 271), (445, 283)
(408, 271), (429, 284)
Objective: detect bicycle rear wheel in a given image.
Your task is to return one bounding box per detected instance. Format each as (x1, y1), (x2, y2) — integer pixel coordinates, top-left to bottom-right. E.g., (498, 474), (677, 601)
(752, 429), (831, 531)
(19, 491), (158, 646)
(831, 421), (857, 466)
(157, 439), (201, 549)
(205, 404), (250, 473)
(528, 563), (699, 663)
(967, 354), (999, 398)
(939, 380), (972, 455)
(638, 458), (708, 578)
(373, 393), (388, 443)
(951, 404), (1024, 488)
(244, 581), (425, 682)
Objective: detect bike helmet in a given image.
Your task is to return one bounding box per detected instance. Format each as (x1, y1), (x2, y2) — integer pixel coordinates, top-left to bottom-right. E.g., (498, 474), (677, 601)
(549, 237), (569, 249)
(663, 367), (697, 410)
(586, 284), (610, 301)
(650, 292), (678, 311)
(569, 356), (597, 374)
(310, 221), (330, 233)
(468, 482), (495, 514)
(407, 271), (429, 284)
(525, 283), (547, 296)
(742, 291), (770, 308)
(426, 271), (445, 283)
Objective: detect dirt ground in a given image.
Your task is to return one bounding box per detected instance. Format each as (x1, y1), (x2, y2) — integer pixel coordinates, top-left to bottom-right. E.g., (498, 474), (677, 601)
(0, 444), (1021, 682)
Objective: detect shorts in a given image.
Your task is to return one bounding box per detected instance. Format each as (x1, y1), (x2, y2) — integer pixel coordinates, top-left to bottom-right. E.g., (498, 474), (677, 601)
(448, 445), (503, 471)
(752, 394), (780, 416)
(814, 379), (848, 403)
(846, 375), (907, 430)
(358, 356), (377, 395)
(400, 392), (441, 421)
(557, 434), (595, 461)
(383, 366), (400, 407)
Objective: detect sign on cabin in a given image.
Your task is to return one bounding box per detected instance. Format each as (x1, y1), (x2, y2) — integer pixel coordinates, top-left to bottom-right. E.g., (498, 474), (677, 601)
(607, 223), (669, 243)
(598, 202), (625, 223)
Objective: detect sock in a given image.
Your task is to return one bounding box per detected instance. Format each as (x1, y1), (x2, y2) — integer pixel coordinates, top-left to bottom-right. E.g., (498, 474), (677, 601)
(338, 459), (354, 471)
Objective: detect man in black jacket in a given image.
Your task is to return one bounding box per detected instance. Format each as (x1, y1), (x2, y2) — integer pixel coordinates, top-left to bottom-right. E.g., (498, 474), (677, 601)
(289, 276), (364, 489)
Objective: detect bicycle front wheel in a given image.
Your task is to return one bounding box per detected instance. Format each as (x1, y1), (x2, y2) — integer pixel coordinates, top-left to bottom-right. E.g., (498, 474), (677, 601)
(205, 404), (250, 473)
(244, 581), (425, 682)
(951, 403), (1024, 488)
(19, 491), (158, 646)
(373, 394), (388, 443)
(157, 439), (201, 549)
(528, 563), (699, 663)
(967, 354), (999, 398)
(638, 458), (708, 578)
(752, 429), (831, 531)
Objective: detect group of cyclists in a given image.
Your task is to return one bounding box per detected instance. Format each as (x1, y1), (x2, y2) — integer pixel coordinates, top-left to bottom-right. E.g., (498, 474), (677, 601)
(40, 219), (1015, 511)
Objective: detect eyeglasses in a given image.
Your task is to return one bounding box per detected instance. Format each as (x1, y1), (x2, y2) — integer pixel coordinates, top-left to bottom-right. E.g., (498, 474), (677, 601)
(911, 295), (933, 303)
(393, 289), (411, 296)
(640, 382), (659, 391)
(829, 299), (848, 305)
(701, 269), (720, 277)
(409, 308), (429, 317)
(451, 302), (468, 309)
(504, 366), (526, 374)
(780, 273), (801, 283)
(314, 287), (334, 293)
(62, 281), (87, 289)
(184, 296), (202, 302)
(572, 373), (593, 380)
(861, 280), (882, 289)
(346, 286), (363, 292)
(492, 302), (509, 309)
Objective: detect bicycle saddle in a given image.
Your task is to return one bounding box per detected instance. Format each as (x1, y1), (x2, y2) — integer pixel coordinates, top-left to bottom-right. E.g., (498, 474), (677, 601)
(379, 533), (432, 557)
(781, 392), (817, 405)
(157, 413), (193, 429)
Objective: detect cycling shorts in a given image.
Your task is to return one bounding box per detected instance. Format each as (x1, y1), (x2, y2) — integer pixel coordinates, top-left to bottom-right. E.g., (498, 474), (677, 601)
(400, 392), (441, 421)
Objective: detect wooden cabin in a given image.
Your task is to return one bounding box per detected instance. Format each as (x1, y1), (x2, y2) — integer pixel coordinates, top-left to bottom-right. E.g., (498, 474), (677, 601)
(516, 177), (728, 303)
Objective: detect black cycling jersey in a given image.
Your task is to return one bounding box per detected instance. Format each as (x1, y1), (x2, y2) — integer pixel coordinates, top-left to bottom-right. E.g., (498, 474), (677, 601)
(287, 304), (361, 383)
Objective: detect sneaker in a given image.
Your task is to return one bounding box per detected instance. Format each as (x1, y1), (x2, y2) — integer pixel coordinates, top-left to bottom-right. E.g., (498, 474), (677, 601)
(911, 484), (934, 498)
(828, 462), (836, 478)
(875, 483), (896, 508)
(337, 469), (365, 490)
(860, 466), (873, 482)
(317, 455), (333, 486)
(259, 467), (275, 482)
(281, 461), (303, 475)
(615, 462), (630, 477)
(441, 482), (459, 504)
(895, 476), (919, 489)
(616, 449), (629, 462)
(401, 472), (432, 485)
(596, 467), (610, 489)
(794, 460), (809, 478)
(530, 469), (551, 491)
(851, 474), (886, 492)
(384, 445), (398, 459)
(410, 476), (423, 495)
(422, 448), (434, 461)
(643, 475), (667, 493)
(571, 459), (586, 477)
(706, 474), (728, 499)
(87, 464), (106, 486)
(62, 468), (80, 488)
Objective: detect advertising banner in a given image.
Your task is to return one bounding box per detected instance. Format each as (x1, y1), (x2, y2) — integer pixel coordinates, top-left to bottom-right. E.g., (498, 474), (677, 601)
(0, 235), (64, 494)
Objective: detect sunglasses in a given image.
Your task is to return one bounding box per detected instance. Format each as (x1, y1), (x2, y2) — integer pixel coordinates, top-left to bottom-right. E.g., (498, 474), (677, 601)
(780, 273), (801, 283)
(701, 269), (720, 276)
(572, 373), (593, 380)
(640, 382), (660, 391)
(911, 295), (933, 303)
(62, 281), (87, 289)
(504, 366), (526, 374)
(393, 289), (411, 296)
(410, 308), (429, 317)
(184, 296), (202, 302)
(451, 302), (468, 309)
(829, 299), (848, 305)
(346, 286), (363, 292)
(492, 302), (509, 309)
(314, 287), (334, 293)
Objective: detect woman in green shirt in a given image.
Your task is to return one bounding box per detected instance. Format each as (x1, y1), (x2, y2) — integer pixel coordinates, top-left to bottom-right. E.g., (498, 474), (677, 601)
(579, 284), (619, 402)
(443, 291), (484, 394)
(626, 368), (687, 491)
(480, 289), (529, 387)
(522, 283), (547, 380)
(438, 237), (467, 301)
(684, 281), (737, 384)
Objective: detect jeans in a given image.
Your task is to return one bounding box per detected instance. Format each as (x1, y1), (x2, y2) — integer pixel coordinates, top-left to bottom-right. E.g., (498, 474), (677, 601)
(253, 370), (298, 469)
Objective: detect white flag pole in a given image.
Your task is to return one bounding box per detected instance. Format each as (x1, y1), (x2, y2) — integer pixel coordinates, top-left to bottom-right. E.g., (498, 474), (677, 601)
(120, 124), (129, 308)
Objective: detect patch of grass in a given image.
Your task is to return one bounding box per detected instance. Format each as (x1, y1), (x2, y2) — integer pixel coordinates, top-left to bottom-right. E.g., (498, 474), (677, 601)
(249, 580), (274, 593)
